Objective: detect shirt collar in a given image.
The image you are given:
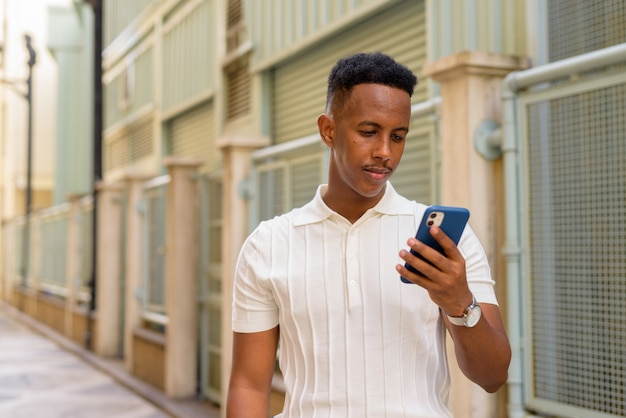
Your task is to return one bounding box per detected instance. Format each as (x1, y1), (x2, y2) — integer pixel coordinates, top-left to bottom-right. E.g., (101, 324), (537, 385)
(293, 182), (414, 226)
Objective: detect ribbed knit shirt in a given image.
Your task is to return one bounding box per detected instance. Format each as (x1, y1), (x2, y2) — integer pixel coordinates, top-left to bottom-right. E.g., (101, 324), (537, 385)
(232, 183), (498, 417)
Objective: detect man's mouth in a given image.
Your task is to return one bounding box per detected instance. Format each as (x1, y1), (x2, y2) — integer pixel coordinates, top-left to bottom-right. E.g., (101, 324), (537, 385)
(364, 166), (392, 180)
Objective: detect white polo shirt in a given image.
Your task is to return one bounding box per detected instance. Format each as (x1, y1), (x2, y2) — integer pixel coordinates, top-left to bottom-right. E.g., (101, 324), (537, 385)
(232, 183), (497, 418)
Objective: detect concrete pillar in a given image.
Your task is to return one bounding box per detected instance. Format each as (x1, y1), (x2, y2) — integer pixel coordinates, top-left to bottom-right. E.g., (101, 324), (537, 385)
(122, 173), (152, 372)
(48, 6), (93, 202)
(218, 134), (269, 413)
(94, 181), (125, 357)
(1, 222), (15, 302)
(162, 156), (203, 398)
(422, 51), (527, 418)
(65, 194), (83, 338)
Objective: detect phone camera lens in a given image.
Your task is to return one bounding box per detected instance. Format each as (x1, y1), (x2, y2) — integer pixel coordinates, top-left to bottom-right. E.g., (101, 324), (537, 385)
(427, 220), (434, 226)
(429, 213), (437, 219)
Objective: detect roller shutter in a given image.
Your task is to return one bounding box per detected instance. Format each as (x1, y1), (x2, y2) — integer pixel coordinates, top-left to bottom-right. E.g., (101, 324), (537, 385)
(272, 0), (427, 145)
(268, 0), (433, 205)
(104, 116), (154, 172)
(226, 58), (251, 121)
(170, 102), (216, 171)
(392, 111), (436, 204)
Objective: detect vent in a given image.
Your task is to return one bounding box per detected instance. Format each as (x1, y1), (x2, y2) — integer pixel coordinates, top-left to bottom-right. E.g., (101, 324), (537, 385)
(130, 118), (153, 160)
(226, 0), (245, 53)
(105, 118), (154, 171)
(226, 57), (251, 121)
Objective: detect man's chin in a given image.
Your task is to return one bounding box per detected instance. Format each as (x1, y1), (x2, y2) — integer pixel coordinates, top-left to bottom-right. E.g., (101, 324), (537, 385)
(357, 182), (387, 199)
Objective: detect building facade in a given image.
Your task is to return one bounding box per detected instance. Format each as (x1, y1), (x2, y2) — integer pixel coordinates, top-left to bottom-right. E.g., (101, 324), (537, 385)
(1, 1), (625, 417)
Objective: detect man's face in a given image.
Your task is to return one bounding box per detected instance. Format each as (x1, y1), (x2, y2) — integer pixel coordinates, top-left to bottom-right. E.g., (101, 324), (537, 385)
(321, 83), (411, 203)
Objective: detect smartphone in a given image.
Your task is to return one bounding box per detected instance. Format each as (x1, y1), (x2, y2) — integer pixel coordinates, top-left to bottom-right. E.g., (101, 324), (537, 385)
(401, 205), (470, 283)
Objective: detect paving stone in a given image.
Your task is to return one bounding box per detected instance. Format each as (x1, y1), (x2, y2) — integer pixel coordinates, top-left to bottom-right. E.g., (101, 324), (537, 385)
(0, 308), (170, 418)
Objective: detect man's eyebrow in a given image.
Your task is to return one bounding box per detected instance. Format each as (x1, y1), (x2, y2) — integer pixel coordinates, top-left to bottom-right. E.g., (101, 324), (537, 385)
(357, 120), (382, 128)
(358, 120), (409, 132)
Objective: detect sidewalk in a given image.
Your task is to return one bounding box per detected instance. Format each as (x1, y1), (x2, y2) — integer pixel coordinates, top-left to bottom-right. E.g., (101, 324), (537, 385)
(0, 302), (221, 418)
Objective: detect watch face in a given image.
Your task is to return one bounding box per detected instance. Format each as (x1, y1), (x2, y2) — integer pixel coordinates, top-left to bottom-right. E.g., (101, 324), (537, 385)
(466, 305), (482, 327)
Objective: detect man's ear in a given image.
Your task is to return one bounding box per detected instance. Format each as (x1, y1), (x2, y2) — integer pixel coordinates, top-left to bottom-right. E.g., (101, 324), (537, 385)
(317, 113), (334, 148)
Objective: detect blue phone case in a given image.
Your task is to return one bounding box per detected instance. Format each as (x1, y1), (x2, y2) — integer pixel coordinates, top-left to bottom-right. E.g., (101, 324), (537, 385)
(401, 205), (470, 283)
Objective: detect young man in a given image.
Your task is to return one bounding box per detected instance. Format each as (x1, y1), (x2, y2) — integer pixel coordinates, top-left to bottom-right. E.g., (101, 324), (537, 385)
(227, 52), (511, 417)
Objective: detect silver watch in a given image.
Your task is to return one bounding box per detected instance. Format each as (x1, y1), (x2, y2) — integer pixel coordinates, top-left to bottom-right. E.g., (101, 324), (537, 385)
(446, 295), (482, 328)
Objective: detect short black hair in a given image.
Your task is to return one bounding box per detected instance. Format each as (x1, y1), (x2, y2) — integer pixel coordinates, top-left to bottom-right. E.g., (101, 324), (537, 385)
(325, 52), (418, 112)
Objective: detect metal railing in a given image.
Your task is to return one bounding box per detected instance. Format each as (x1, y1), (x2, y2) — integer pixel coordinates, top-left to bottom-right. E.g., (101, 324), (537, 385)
(197, 172), (223, 403)
(496, 42), (626, 418)
(1, 193), (95, 307)
(37, 203), (71, 297)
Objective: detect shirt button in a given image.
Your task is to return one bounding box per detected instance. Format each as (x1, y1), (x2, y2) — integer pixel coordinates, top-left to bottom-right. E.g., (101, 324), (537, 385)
(348, 253), (355, 260)
(350, 280), (356, 286)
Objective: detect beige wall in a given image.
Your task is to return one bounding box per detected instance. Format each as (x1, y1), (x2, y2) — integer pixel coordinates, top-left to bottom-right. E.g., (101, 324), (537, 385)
(13, 189), (53, 215)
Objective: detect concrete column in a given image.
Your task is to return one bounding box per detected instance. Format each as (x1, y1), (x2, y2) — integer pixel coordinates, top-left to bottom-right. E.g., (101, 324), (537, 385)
(1, 222), (15, 302)
(94, 181), (125, 357)
(162, 156), (203, 398)
(48, 6), (93, 202)
(218, 134), (269, 413)
(65, 194), (83, 338)
(422, 51), (527, 418)
(122, 173), (152, 372)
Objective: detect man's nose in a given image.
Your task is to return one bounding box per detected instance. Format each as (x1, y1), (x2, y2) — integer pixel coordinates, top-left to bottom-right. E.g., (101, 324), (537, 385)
(373, 137), (392, 160)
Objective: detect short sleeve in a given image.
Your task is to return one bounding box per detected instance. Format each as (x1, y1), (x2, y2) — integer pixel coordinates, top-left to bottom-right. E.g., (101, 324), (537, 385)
(231, 223), (280, 332)
(458, 224), (499, 306)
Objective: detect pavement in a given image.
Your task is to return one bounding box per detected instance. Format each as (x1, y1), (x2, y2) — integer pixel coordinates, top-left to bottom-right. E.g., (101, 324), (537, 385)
(0, 302), (221, 418)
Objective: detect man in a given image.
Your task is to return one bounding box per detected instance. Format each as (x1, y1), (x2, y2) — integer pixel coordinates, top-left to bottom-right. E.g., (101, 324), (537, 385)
(227, 52), (510, 417)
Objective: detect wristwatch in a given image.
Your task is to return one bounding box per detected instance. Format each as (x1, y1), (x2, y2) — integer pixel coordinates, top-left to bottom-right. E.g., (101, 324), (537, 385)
(446, 295), (482, 328)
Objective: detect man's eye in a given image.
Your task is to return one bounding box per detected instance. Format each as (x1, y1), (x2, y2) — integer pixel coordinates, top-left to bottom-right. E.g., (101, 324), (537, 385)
(392, 134), (405, 142)
(361, 130), (376, 136)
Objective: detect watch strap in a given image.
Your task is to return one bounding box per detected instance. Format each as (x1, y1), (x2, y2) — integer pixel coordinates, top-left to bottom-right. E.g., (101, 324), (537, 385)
(446, 295), (480, 327)
(446, 314), (468, 327)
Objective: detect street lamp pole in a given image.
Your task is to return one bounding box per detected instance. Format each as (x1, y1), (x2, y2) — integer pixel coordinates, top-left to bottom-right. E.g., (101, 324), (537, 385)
(85, 0), (103, 350)
(19, 34), (36, 310)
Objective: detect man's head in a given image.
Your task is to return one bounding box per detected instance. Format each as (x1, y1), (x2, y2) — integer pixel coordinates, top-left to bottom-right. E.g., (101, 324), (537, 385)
(325, 52), (418, 116)
(317, 53), (418, 219)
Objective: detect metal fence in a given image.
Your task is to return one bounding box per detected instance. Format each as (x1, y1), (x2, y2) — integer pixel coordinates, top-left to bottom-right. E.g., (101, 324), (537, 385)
(250, 133), (328, 225)
(2, 196), (93, 305)
(197, 172), (223, 404)
(501, 43), (626, 418)
(38, 204), (71, 297)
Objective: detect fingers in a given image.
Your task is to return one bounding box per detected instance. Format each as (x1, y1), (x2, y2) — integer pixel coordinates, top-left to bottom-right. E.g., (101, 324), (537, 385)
(396, 249), (433, 285)
(397, 227), (465, 286)
(429, 226), (462, 260)
(397, 226), (470, 315)
(402, 234), (447, 272)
